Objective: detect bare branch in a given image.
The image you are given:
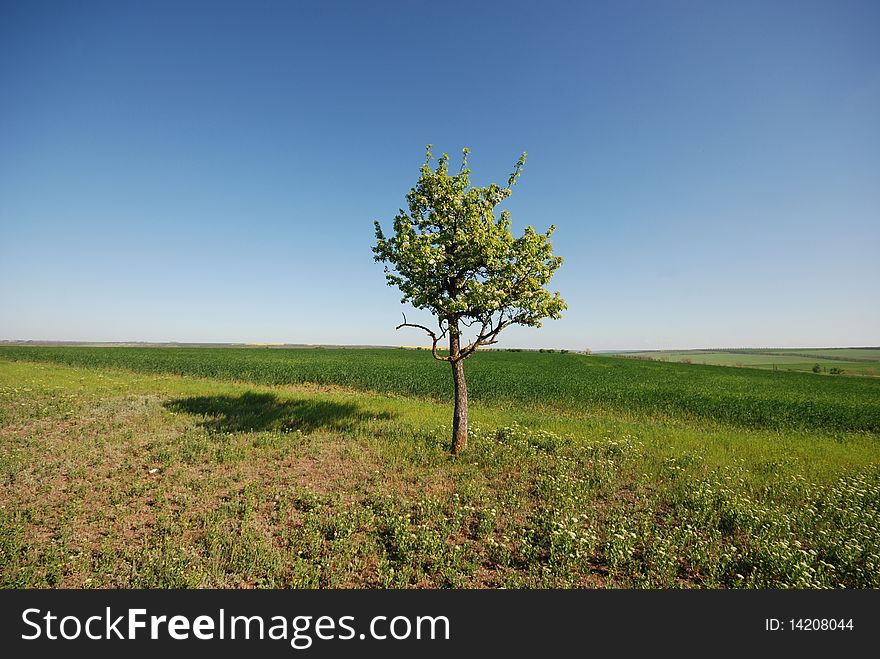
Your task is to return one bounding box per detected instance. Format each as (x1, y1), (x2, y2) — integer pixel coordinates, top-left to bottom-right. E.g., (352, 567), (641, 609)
(396, 313), (451, 361)
(457, 316), (513, 361)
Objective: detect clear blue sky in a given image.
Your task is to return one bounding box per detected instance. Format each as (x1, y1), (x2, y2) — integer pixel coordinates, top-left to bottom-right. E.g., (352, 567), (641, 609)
(2, 0), (878, 350)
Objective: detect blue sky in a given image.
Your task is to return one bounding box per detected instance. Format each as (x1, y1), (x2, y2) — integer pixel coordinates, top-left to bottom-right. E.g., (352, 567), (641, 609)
(1, 0), (878, 350)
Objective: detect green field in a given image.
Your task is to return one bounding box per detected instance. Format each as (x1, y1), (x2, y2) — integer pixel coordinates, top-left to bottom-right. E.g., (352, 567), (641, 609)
(611, 347), (880, 377)
(1, 347), (879, 588)
(1, 346), (878, 433)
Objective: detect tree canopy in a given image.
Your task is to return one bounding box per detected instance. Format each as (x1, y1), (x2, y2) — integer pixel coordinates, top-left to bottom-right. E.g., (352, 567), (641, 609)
(373, 145), (566, 362)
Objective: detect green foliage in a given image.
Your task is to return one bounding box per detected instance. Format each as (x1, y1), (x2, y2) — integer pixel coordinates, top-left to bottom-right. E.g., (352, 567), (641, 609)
(666, 470), (880, 587)
(373, 146), (565, 355)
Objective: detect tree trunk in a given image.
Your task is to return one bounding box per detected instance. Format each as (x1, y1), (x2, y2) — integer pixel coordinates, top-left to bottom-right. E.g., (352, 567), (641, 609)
(450, 332), (468, 455)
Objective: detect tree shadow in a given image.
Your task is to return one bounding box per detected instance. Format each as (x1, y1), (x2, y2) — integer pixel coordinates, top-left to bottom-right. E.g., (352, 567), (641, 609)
(164, 392), (394, 434)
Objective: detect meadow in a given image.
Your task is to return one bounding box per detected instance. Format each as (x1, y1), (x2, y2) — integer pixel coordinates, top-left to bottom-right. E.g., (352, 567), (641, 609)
(1, 346), (878, 433)
(612, 347), (880, 377)
(1, 346), (879, 588)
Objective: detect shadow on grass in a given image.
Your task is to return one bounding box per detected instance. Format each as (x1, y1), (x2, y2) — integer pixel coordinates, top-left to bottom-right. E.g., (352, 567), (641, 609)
(164, 392), (393, 434)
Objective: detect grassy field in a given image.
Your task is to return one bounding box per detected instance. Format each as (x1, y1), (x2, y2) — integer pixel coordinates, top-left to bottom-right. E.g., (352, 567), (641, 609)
(1, 347), (879, 588)
(611, 347), (880, 377)
(1, 346), (878, 433)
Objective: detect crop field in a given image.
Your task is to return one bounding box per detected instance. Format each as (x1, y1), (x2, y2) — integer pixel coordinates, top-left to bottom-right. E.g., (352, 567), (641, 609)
(1, 346), (878, 433)
(612, 347), (880, 377)
(1, 346), (879, 588)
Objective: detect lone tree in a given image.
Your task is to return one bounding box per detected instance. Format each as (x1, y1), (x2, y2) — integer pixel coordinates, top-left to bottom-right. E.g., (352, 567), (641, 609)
(373, 146), (566, 454)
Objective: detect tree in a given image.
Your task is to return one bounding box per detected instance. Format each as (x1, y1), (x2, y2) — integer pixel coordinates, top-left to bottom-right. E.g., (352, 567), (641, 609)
(373, 146), (566, 454)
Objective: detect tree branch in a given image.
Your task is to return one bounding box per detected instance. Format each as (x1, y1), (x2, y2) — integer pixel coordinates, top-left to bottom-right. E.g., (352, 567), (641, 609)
(457, 315), (513, 361)
(396, 313), (451, 362)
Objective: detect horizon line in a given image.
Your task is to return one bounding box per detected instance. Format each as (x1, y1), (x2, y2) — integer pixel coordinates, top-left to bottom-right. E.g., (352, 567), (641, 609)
(1, 339), (877, 353)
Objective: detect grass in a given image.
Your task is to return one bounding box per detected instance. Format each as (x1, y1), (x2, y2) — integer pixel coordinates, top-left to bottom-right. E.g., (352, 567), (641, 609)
(612, 347), (880, 377)
(1, 350), (878, 589)
(1, 346), (879, 433)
